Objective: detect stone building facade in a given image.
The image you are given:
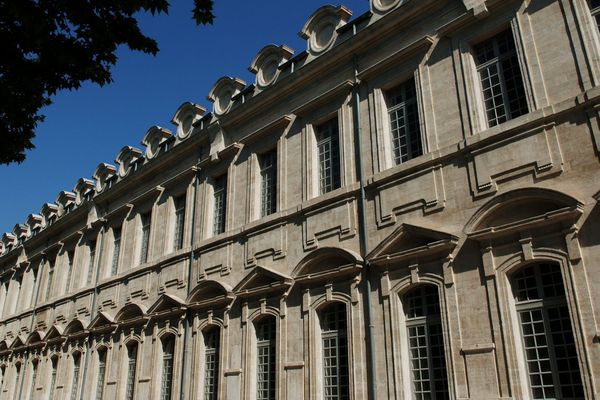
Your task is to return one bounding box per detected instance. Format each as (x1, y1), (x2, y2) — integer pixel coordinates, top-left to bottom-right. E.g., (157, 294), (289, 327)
(1, 0), (599, 399)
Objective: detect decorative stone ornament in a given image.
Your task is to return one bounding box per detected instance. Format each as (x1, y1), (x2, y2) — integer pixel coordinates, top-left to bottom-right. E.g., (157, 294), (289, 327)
(171, 103), (206, 140)
(249, 45), (294, 90)
(12, 224), (28, 242)
(300, 5), (352, 56)
(56, 191), (76, 213)
(92, 163), (117, 193)
(73, 178), (95, 205)
(2, 233), (17, 250)
(370, 0), (402, 14)
(26, 214), (43, 232)
(207, 77), (246, 117)
(141, 126), (172, 159)
(115, 146), (143, 178)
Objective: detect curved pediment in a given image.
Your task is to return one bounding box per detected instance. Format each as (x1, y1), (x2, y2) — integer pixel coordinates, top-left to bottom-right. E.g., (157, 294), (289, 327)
(25, 330), (45, 347)
(207, 77), (246, 116)
(466, 188), (583, 240)
(234, 266), (292, 299)
(171, 102), (206, 139)
(293, 247), (363, 284)
(368, 224), (458, 268)
(300, 5), (351, 56)
(148, 293), (186, 319)
(188, 280), (234, 310)
(115, 303), (148, 326)
(64, 319), (87, 337)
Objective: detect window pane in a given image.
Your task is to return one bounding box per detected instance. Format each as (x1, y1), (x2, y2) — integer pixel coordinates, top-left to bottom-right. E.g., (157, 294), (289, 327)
(213, 175), (227, 235)
(87, 240), (96, 285)
(316, 118), (341, 194)
(204, 328), (220, 400)
(386, 78), (423, 164)
(474, 30), (528, 127)
(173, 196), (186, 250)
(140, 212), (151, 264)
(256, 317), (276, 400)
(96, 350), (107, 400)
(161, 337), (175, 400)
(321, 303), (350, 400)
(260, 150), (277, 217)
(111, 227), (122, 275)
(70, 354), (81, 400)
(125, 344), (138, 400)
(403, 286), (449, 400)
(513, 263), (584, 399)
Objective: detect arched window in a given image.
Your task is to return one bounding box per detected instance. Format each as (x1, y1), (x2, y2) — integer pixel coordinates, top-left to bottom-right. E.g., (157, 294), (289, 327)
(319, 302), (349, 400)
(255, 316), (276, 400)
(402, 285), (449, 400)
(160, 336), (175, 400)
(48, 357), (58, 400)
(14, 362), (22, 400)
(28, 360), (38, 400)
(95, 348), (107, 400)
(203, 327), (220, 400)
(70, 353), (81, 400)
(512, 263), (584, 399)
(125, 343), (138, 400)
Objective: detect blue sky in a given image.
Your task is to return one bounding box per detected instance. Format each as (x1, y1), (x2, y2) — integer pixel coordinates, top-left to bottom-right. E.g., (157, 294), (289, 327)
(0, 0), (369, 235)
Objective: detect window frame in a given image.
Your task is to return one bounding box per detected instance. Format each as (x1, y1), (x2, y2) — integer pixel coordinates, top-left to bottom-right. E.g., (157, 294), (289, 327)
(212, 174), (228, 236)
(110, 226), (122, 276)
(472, 28), (529, 128)
(202, 326), (221, 400)
(173, 195), (186, 251)
(254, 315), (277, 400)
(124, 342), (139, 400)
(319, 302), (350, 400)
(510, 263), (584, 400)
(258, 149), (278, 218)
(314, 116), (342, 195)
(160, 335), (175, 400)
(139, 211), (152, 264)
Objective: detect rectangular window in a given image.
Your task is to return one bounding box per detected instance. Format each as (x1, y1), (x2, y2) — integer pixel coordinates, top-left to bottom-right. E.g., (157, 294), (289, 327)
(160, 337), (175, 400)
(65, 250), (74, 293)
(173, 196), (186, 251)
(45, 259), (55, 301)
(139, 212), (151, 264)
(386, 78), (423, 164)
(111, 227), (122, 275)
(125, 344), (138, 400)
(87, 240), (96, 285)
(474, 29), (528, 127)
(203, 328), (220, 400)
(70, 354), (81, 400)
(589, 0), (600, 32)
(316, 118), (341, 195)
(259, 150), (277, 217)
(213, 175), (227, 235)
(95, 349), (107, 400)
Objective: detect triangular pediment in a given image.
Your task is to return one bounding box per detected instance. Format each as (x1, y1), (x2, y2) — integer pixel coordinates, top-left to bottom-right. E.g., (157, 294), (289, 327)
(188, 280), (234, 310)
(234, 266), (292, 299)
(10, 335), (25, 350)
(148, 293), (186, 319)
(44, 325), (64, 343)
(0, 339), (9, 354)
(368, 224), (458, 267)
(88, 311), (115, 333)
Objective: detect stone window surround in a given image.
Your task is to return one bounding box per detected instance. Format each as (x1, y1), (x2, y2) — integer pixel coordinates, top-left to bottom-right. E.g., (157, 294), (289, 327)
(148, 328), (180, 399)
(302, 97), (353, 201)
(369, 66), (427, 173)
(202, 163), (233, 240)
(451, 13), (540, 135)
(241, 305), (282, 400)
(193, 318), (226, 400)
(248, 140), (283, 223)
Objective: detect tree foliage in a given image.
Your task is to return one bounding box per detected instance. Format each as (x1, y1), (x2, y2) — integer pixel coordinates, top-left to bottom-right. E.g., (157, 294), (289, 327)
(0, 0), (214, 165)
